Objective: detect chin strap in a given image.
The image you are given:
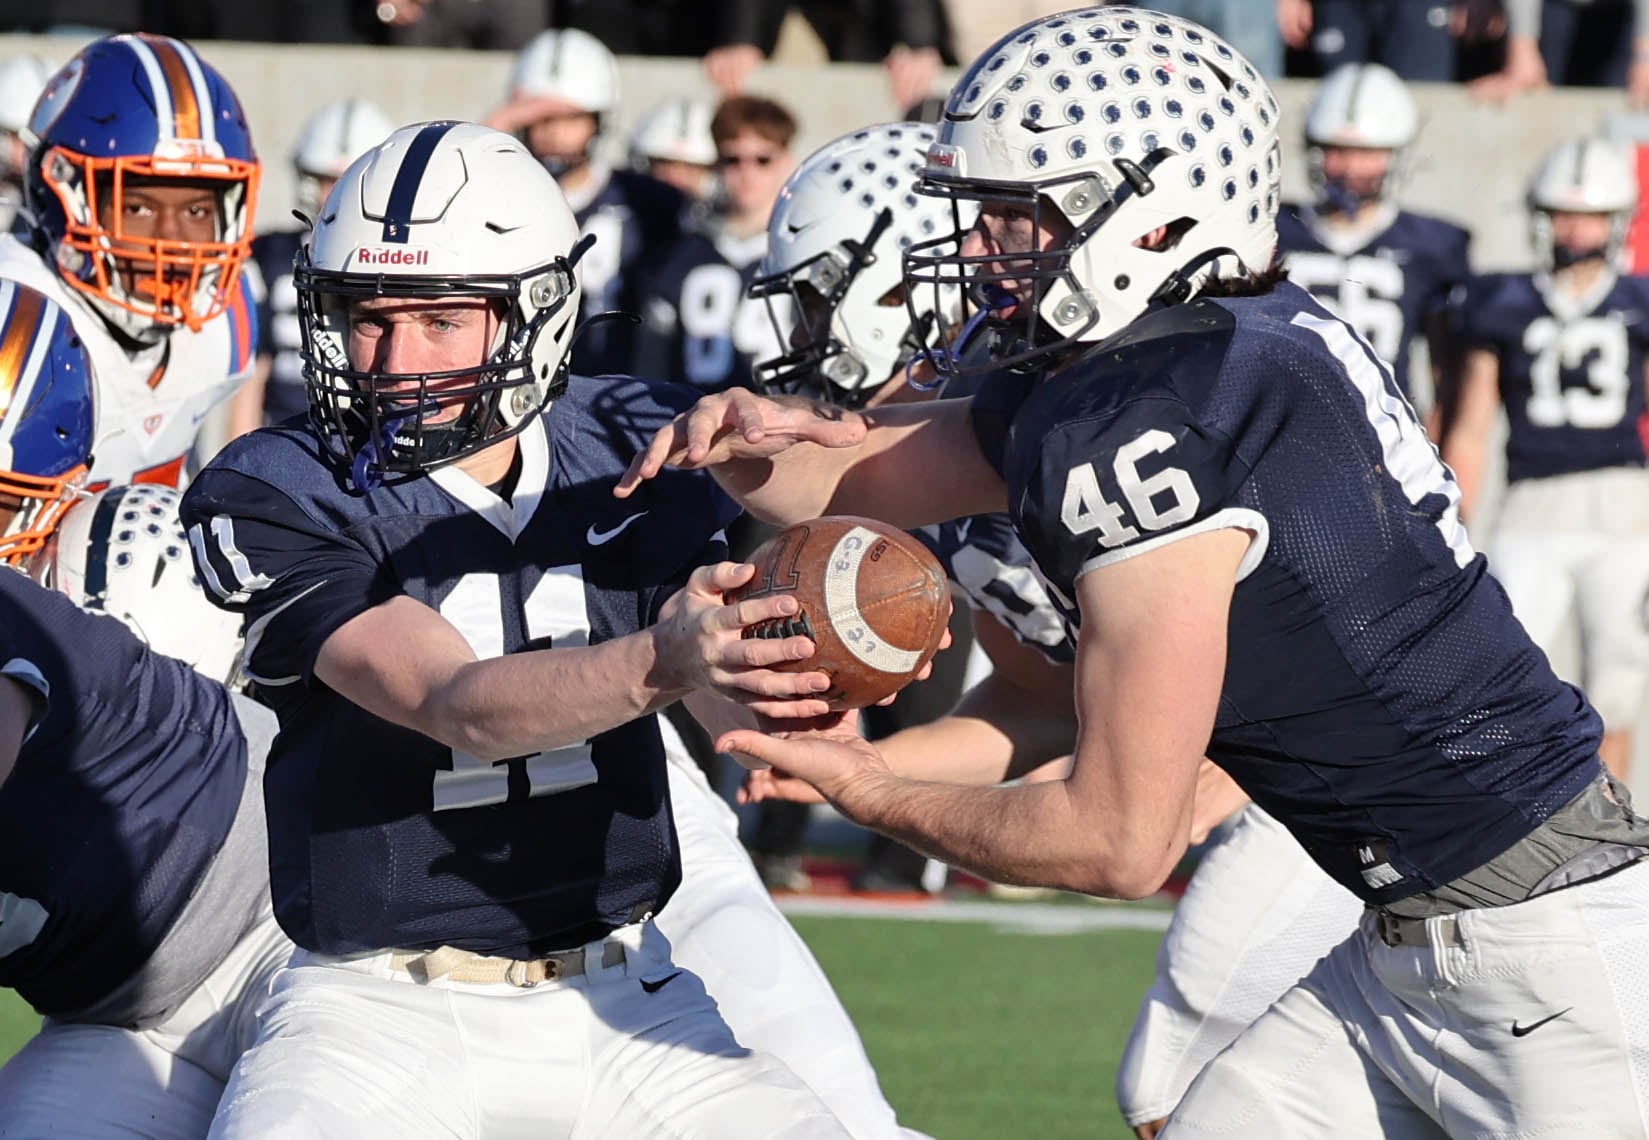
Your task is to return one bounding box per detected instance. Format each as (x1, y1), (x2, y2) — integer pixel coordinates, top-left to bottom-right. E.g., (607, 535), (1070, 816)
(905, 286), (1017, 391)
(349, 407), (426, 493)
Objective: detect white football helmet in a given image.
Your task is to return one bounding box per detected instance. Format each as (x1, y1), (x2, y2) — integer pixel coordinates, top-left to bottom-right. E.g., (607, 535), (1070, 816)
(40, 484), (244, 685)
(1528, 137), (1639, 271)
(1304, 63), (1417, 211)
(749, 122), (977, 405)
(629, 98), (716, 169)
(298, 121), (585, 488)
(292, 98), (396, 218)
(508, 28), (619, 115)
(906, 7), (1282, 375)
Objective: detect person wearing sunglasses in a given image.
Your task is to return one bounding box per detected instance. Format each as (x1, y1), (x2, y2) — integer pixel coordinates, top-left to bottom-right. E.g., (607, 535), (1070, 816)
(632, 95), (797, 395)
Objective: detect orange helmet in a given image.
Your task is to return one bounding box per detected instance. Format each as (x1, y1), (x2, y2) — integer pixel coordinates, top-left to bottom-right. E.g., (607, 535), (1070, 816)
(0, 279), (95, 565)
(26, 34), (260, 341)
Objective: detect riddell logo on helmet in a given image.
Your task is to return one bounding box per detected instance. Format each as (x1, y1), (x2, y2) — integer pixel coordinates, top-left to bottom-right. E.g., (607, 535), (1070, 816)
(354, 246), (431, 267)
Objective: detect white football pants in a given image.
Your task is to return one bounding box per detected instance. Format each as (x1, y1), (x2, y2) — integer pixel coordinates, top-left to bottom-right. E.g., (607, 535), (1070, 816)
(1491, 467), (1649, 729)
(206, 918), (850, 1140)
(1116, 804), (1364, 1127)
(0, 907), (292, 1140)
(1165, 855), (1649, 1137)
(657, 726), (924, 1140)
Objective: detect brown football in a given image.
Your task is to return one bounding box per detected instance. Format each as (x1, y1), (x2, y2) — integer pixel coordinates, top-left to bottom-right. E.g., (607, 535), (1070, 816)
(732, 515), (950, 710)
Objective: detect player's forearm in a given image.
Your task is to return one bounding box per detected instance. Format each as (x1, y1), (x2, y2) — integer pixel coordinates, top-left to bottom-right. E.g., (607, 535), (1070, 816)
(1441, 436), (1488, 521)
(875, 671), (1077, 786)
(429, 632), (684, 761)
(711, 438), (863, 525)
(717, 399), (1005, 529)
(840, 774), (1153, 897)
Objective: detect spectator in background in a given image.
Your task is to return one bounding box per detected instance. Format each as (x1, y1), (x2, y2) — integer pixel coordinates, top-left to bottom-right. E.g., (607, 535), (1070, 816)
(1471, 0), (1649, 104)
(629, 98), (719, 201)
(632, 95), (795, 395)
(704, 0), (949, 114)
(488, 28), (688, 377)
(370, 0), (544, 49)
(230, 98), (396, 441)
(0, 55), (48, 233)
(1276, 0), (1457, 80)
(550, 0), (721, 56)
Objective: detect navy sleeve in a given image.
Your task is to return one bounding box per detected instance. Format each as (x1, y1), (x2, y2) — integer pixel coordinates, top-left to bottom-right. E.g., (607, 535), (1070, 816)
(1455, 274), (1503, 350)
(181, 466), (393, 687)
(1021, 395), (1253, 591)
(1430, 223), (1473, 319)
(970, 373), (1038, 477)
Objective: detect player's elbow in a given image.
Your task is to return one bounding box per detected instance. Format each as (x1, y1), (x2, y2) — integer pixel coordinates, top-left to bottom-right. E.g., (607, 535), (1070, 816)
(1057, 840), (1176, 901)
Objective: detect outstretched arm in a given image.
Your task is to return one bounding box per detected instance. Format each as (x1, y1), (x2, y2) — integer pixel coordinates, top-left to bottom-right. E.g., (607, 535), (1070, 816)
(315, 562), (832, 763)
(721, 526), (1247, 899)
(615, 389), (1007, 529)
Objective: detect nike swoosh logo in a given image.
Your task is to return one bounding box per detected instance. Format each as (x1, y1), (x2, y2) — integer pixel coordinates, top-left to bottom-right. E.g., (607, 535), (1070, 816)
(640, 971), (682, 994)
(587, 512), (647, 545)
(1511, 1007), (1572, 1037)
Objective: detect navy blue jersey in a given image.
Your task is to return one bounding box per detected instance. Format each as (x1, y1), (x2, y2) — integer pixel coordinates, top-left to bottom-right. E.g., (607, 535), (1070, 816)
(181, 377), (739, 958)
(972, 283), (1604, 906)
(633, 221), (781, 393)
(1277, 204), (1471, 399)
(1459, 271), (1649, 483)
(919, 513), (1074, 666)
(250, 229), (307, 426)
(0, 572), (244, 1016)
(570, 168), (688, 377)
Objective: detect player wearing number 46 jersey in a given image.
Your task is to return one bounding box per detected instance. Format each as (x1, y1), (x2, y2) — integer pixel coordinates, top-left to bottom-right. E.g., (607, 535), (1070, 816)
(1276, 63), (1470, 419)
(0, 33), (259, 489)
(623, 9), (1649, 1137)
(1443, 136), (1649, 783)
(183, 120), (852, 1140)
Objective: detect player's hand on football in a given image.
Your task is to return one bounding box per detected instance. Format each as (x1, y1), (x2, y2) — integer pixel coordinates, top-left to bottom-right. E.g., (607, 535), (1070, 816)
(652, 561), (833, 718)
(614, 390), (866, 497)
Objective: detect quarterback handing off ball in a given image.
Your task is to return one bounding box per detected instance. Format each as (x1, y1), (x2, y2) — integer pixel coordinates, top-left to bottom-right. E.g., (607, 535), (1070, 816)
(735, 516), (950, 709)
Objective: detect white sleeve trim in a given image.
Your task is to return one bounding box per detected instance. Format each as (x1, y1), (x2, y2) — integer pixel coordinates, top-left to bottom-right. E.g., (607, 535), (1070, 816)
(239, 581), (325, 689)
(1076, 507), (1271, 583)
(1, 657), (50, 744)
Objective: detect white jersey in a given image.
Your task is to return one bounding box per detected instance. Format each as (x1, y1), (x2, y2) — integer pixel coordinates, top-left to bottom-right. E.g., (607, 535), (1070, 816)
(0, 234), (256, 487)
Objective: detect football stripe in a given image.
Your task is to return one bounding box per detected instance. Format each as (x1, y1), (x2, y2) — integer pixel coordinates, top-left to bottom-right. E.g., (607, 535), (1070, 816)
(823, 526), (922, 675)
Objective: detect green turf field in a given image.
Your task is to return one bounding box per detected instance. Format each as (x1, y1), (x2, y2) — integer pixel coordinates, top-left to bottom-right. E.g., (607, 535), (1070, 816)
(0, 911), (1163, 1140)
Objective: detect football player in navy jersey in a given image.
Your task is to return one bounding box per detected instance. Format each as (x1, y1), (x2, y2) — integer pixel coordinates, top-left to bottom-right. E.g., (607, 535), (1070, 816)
(488, 28), (688, 377)
(621, 9), (1649, 1136)
(229, 98), (395, 440)
(181, 121), (852, 1140)
(0, 281), (291, 1140)
(1443, 137), (1649, 783)
(1276, 63), (1471, 424)
(632, 95), (796, 394)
